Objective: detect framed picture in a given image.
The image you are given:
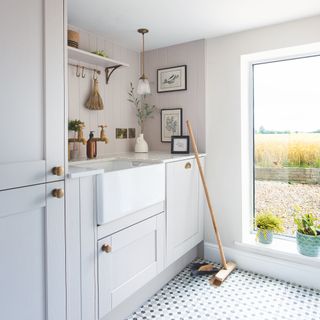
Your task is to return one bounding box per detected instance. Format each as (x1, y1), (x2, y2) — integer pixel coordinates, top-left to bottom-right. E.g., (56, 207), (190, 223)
(161, 108), (183, 142)
(171, 136), (190, 154)
(157, 65), (187, 93)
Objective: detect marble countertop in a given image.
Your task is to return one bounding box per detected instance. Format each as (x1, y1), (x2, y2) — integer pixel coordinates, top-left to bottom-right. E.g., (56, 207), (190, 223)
(68, 151), (206, 179)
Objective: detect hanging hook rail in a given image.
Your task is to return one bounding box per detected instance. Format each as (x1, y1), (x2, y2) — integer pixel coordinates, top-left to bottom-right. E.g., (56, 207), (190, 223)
(69, 63), (101, 77)
(76, 65), (81, 77)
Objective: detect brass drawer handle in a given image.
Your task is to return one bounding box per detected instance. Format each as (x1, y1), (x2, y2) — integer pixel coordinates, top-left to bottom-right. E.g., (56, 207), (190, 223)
(185, 162), (192, 169)
(52, 188), (64, 198)
(52, 166), (64, 176)
(102, 244), (112, 253)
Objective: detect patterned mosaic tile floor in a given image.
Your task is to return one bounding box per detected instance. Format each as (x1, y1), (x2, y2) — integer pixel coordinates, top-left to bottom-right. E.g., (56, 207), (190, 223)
(127, 260), (320, 320)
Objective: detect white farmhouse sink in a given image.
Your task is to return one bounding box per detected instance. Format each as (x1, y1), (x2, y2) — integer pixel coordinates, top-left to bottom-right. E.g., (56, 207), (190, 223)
(77, 159), (165, 225)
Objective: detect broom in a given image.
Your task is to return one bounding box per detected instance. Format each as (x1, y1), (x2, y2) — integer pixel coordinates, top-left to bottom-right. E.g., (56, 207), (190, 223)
(86, 76), (104, 110)
(186, 120), (236, 286)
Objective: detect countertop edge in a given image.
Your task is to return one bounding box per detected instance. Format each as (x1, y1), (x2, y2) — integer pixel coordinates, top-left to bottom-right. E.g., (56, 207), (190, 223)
(160, 154), (206, 163)
(67, 153), (206, 179)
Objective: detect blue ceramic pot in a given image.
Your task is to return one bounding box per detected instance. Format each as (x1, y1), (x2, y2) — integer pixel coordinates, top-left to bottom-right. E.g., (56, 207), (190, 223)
(258, 229), (273, 244)
(296, 231), (320, 257)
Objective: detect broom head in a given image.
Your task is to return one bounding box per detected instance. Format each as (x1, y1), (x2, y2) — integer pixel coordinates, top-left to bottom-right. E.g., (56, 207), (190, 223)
(86, 79), (104, 110)
(210, 261), (236, 287)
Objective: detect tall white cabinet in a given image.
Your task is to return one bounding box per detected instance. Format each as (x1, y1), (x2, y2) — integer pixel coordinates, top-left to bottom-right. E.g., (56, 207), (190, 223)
(0, 0), (65, 190)
(0, 1), (66, 319)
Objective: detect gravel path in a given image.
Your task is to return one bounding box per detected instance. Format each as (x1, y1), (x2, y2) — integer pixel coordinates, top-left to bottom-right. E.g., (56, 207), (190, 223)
(255, 180), (320, 235)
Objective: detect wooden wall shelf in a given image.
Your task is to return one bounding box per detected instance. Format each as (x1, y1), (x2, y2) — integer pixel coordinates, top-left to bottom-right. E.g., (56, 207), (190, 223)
(68, 46), (129, 84)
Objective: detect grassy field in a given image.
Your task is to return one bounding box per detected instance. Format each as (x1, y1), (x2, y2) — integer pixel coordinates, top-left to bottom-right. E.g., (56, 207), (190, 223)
(255, 133), (320, 168)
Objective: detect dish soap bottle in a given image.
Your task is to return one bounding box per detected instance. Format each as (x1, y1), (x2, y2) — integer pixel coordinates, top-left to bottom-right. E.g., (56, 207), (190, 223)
(86, 131), (96, 159)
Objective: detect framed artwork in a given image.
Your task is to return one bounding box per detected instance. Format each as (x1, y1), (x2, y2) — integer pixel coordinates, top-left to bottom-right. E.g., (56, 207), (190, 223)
(171, 136), (190, 154)
(161, 108), (183, 142)
(157, 65), (187, 93)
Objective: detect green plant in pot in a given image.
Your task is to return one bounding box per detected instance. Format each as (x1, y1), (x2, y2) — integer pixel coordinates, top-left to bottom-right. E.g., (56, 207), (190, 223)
(293, 207), (320, 257)
(128, 82), (156, 134)
(128, 82), (157, 153)
(255, 211), (284, 244)
(68, 119), (84, 160)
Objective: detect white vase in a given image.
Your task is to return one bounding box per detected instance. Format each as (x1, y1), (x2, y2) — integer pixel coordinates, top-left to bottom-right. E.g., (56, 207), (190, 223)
(135, 133), (148, 153)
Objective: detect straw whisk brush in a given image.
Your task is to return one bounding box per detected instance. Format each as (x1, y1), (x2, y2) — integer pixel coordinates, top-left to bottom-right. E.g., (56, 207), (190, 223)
(86, 72), (104, 110)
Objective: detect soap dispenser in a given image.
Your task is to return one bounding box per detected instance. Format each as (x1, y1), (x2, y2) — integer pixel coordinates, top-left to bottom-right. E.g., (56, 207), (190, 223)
(86, 131), (96, 159)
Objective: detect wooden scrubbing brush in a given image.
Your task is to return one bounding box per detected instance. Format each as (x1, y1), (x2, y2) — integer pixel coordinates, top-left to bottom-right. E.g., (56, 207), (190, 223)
(86, 72), (104, 110)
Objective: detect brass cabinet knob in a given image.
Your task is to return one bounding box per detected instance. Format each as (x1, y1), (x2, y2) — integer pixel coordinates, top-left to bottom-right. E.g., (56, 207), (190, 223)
(185, 162), (192, 169)
(101, 244), (112, 253)
(52, 188), (64, 198)
(52, 166), (64, 176)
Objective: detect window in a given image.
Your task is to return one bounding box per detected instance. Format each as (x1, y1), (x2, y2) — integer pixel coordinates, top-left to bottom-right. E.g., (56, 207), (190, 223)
(253, 55), (320, 237)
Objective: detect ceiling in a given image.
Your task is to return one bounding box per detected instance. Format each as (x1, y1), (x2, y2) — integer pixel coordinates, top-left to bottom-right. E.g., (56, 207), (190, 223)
(68, 0), (320, 52)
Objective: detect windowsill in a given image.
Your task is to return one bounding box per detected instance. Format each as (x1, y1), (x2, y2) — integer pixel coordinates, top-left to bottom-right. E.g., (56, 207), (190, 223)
(235, 234), (320, 268)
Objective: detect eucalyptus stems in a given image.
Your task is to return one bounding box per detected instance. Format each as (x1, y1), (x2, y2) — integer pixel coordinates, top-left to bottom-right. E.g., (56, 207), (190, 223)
(128, 82), (156, 133)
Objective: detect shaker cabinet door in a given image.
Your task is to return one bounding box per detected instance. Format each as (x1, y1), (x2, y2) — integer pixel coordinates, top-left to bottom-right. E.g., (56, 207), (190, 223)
(166, 158), (204, 266)
(98, 213), (165, 319)
(0, 182), (66, 320)
(0, 0), (65, 191)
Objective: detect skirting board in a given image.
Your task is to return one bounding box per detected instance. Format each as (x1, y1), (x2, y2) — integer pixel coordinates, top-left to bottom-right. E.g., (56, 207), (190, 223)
(204, 242), (320, 290)
(102, 245), (200, 320)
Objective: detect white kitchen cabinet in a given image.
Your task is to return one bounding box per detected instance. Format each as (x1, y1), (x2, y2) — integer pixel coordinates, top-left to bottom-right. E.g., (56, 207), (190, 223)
(166, 158), (204, 266)
(0, 0), (66, 319)
(0, 0), (65, 191)
(0, 182), (66, 320)
(98, 213), (165, 319)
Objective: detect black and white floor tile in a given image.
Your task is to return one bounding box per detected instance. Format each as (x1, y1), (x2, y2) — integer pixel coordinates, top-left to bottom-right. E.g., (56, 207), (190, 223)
(127, 260), (320, 320)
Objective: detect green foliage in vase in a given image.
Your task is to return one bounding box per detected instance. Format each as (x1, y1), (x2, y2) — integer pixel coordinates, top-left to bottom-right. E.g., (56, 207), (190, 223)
(128, 82), (157, 133)
(293, 206), (320, 236)
(68, 119), (84, 132)
(255, 211), (284, 240)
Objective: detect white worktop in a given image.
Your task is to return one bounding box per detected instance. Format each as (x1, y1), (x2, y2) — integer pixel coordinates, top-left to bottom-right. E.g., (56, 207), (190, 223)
(68, 151), (206, 179)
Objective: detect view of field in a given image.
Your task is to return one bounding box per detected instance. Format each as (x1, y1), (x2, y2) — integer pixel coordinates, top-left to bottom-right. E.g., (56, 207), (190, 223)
(255, 133), (320, 168)
(254, 133), (320, 235)
(253, 56), (320, 236)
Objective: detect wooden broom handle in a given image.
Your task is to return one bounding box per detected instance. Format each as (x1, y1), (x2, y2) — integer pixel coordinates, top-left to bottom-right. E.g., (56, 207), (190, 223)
(186, 120), (228, 269)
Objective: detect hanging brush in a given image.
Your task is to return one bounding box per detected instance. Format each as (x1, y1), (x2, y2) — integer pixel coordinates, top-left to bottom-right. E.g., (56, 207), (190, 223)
(85, 71), (104, 110)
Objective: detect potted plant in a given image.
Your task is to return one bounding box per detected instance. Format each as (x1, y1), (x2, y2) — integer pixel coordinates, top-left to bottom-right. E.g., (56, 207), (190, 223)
(255, 211), (284, 244)
(294, 208), (320, 257)
(68, 119), (84, 160)
(128, 82), (157, 153)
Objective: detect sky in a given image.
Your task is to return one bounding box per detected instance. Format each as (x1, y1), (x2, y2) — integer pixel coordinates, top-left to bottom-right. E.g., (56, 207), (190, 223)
(254, 55), (320, 132)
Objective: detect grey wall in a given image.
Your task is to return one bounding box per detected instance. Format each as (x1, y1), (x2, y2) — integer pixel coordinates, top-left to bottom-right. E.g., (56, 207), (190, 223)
(205, 15), (320, 247)
(68, 25), (140, 156)
(143, 40), (206, 152)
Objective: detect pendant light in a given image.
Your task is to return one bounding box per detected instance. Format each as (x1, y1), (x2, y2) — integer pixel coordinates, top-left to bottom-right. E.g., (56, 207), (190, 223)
(137, 28), (151, 95)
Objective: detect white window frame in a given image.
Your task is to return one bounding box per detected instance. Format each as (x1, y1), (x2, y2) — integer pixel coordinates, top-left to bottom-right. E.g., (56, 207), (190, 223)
(240, 42), (320, 244)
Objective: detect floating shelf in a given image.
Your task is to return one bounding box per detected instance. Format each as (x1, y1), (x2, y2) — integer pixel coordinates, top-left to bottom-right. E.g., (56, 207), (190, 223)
(68, 46), (129, 84)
